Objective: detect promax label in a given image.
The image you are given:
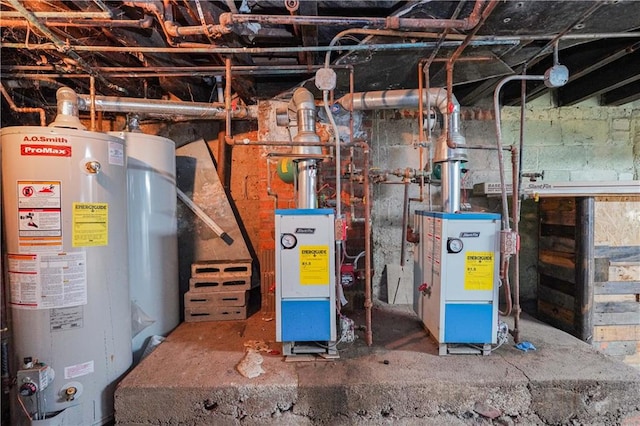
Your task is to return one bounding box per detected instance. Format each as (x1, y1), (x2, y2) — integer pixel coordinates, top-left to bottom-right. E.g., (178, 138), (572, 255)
(21, 144), (72, 157)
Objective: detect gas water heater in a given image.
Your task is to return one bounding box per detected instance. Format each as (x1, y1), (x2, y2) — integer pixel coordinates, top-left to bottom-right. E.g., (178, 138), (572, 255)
(110, 128), (179, 364)
(414, 211), (501, 355)
(1, 88), (132, 425)
(275, 209), (337, 356)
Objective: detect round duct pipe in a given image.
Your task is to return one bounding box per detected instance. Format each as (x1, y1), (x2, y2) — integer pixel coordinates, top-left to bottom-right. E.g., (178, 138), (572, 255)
(291, 88), (322, 209)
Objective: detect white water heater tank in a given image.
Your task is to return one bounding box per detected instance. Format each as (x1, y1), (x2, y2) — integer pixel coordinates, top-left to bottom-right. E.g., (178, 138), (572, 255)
(1, 101), (131, 424)
(110, 130), (179, 363)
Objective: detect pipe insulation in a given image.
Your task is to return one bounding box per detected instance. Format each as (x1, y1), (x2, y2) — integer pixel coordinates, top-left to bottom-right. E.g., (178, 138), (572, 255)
(77, 95), (258, 120)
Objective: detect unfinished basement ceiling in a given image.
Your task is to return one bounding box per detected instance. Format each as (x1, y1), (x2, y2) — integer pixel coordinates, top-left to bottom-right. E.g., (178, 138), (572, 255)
(1, 0), (640, 127)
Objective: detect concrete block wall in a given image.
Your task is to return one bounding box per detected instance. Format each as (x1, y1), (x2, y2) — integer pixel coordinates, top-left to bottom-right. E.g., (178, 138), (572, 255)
(467, 96), (639, 183)
(369, 109), (434, 302)
(366, 95), (639, 305)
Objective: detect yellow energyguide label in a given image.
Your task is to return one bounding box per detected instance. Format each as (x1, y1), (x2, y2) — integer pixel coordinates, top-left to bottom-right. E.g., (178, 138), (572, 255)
(72, 202), (108, 247)
(299, 245), (330, 285)
(464, 251), (494, 291)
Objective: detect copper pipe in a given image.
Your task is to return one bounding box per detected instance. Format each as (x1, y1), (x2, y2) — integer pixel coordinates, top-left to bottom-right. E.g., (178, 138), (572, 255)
(89, 76), (96, 131)
(218, 130), (228, 189)
(321, 26), (506, 68)
(126, 0), (176, 47)
(231, 139), (366, 147)
(400, 179), (410, 266)
(233, 140), (330, 146)
(448, 0), (498, 65)
(362, 143), (372, 346)
(417, 59), (426, 201)
(220, 3), (484, 31)
(421, 0), (469, 73)
(1, 11), (112, 18)
(266, 158), (279, 210)
(3, 64), (355, 78)
(0, 82), (46, 126)
(443, 0), (498, 151)
(224, 57), (232, 139)
(5, 71), (314, 79)
(163, 20), (229, 37)
(0, 16), (153, 28)
(348, 66), (354, 143)
(2, 39), (511, 54)
(493, 74), (545, 228)
(348, 66), (357, 224)
(440, 0), (496, 155)
(5, 0), (126, 94)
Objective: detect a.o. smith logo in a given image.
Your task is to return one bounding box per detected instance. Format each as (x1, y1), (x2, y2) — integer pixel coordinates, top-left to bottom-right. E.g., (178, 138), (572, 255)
(23, 135), (69, 143)
(21, 144), (72, 157)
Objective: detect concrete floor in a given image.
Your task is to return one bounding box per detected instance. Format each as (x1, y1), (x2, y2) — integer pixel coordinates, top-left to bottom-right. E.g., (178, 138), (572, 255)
(115, 304), (640, 425)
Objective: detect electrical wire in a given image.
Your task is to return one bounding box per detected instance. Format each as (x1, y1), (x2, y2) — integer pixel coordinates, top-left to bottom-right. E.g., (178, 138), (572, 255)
(313, 312), (357, 351)
(312, 337), (344, 350)
(468, 338), (507, 353)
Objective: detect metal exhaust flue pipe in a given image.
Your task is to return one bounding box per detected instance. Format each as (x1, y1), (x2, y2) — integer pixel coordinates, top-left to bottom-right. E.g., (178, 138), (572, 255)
(337, 89), (466, 212)
(76, 95), (258, 120)
(291, 88), (322, 209)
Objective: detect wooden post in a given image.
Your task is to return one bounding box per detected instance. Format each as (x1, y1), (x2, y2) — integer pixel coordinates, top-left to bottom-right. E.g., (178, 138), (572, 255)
(575, 197), (595, 343)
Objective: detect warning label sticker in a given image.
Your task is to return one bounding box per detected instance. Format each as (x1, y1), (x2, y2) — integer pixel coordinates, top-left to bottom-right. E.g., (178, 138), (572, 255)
(64, 360), (94, 380)
(72, 203), (108, 247)
(7, 254), (39, 307)
(17, 181), (63, 252)
(8, 252), (87, 309)
(299, 245), (330, 286)
(464, 251), (494, 291)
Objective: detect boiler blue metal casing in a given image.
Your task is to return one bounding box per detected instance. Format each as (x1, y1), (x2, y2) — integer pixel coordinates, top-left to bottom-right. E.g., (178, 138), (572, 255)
(275, 209), (337, 355)
(414, 211), (501, 355)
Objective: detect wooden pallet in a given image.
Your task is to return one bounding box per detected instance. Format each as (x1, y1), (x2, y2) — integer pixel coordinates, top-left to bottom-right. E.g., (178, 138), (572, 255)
(189, 275), (251, 292)
(191, 259), (252, 278)
(185, 305), (248, 322)
(184, 290), (247, 308)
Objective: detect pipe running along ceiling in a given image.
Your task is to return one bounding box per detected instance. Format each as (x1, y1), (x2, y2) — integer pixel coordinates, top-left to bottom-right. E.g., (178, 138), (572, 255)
(1, 0), (640, 126)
